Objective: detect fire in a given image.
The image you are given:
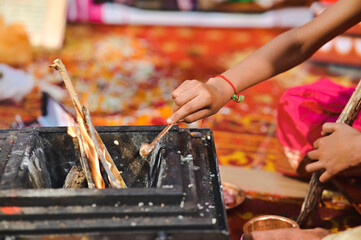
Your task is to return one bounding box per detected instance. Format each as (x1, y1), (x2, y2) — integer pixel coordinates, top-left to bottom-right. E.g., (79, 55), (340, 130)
(51, 58), (126, 189)
(66, 115), (76, 138)
(67, 112), (105, 189)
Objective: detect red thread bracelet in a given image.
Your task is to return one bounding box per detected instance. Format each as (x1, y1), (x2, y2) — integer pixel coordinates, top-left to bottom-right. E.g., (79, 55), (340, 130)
(215, 74), (244, 103)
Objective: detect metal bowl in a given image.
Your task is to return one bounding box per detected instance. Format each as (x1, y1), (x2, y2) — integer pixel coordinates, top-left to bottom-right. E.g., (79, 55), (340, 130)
(222, 182), (246, 210)
(243, 215), (299, 234)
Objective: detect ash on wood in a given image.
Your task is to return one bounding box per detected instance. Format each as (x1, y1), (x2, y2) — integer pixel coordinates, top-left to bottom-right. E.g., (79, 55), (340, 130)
(63, 165), (86, 189)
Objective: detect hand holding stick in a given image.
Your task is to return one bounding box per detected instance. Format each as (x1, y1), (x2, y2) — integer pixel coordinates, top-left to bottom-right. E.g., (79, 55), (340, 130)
(297, 79), (361, 226)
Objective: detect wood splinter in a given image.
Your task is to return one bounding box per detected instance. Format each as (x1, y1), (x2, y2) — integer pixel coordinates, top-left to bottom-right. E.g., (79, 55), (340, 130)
(139, 124), (174, 158)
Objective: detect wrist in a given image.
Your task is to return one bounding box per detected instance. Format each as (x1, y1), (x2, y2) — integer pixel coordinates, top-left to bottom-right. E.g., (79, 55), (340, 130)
(207, 75), (244, 103)
(207, 76), (234, 100)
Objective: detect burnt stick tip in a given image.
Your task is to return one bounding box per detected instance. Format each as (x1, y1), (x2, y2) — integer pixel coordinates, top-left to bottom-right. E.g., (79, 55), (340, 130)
(139, 143), (153, 158)
(49, 64), (59, 70)
(139, 124), (174, 158)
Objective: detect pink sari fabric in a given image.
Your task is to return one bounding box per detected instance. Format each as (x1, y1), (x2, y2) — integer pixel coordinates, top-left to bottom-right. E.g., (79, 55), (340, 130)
(277, 78), (361, 170)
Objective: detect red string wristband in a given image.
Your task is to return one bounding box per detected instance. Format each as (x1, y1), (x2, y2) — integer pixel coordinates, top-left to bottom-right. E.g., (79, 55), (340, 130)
(215, 74), (244, 103)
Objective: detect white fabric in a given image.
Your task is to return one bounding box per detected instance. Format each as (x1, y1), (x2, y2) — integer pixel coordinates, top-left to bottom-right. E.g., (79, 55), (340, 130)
(323, 226), (361, 240)
(0, 64), (34, 102)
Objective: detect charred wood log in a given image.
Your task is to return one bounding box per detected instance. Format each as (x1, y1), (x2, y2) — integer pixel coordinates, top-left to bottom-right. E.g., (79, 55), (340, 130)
(63, 165), (86, 189)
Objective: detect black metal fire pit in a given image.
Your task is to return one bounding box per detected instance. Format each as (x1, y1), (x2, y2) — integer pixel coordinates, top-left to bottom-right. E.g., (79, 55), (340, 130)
(0, 126), (229, 239)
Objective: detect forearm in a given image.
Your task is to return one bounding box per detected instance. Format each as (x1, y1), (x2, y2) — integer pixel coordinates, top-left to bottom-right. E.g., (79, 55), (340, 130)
(219, 0), (361, 94)
(221, 28), (308, 93)
(167, 0), (361, 124)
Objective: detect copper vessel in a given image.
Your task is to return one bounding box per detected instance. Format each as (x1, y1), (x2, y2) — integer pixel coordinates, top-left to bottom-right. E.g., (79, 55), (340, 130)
(222, 182), (246, 210)
(243, 215), (299, 234)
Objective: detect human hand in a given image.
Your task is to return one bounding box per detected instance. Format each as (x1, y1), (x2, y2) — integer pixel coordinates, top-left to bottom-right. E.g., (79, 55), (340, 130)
(249, 227), (330, 240)
(306, 123), (361, 182)
(166, 77), (233, 124)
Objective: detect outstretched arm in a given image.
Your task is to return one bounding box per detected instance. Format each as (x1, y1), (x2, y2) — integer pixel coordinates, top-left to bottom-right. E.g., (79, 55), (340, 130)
(167, 0), (361, 124)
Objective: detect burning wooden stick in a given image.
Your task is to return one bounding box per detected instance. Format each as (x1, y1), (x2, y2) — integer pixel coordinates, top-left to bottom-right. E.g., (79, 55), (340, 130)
(297, 79), (361, 226)
(83, 107), (124, 189)
(50, 58), (127, 189)
(139, 123), (174, 157)
(74, 124), (95, 189)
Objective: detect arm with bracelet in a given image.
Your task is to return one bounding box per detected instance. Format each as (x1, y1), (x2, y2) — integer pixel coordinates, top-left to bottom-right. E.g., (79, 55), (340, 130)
(167, 0), (361, 125)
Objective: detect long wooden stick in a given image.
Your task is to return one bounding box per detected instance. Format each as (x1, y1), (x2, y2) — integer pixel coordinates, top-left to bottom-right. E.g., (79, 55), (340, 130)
(50, 58), (127, 189)
(83, 107), (122, 189)
(50, 59), (83, 118)
(74, 124), (95, 189)
(297, 79), (361, 226)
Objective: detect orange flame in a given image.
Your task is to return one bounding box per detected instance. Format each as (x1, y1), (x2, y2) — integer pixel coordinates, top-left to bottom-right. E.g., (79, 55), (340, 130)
(67, 112), (105, 189)
(66, 115), (77, 138)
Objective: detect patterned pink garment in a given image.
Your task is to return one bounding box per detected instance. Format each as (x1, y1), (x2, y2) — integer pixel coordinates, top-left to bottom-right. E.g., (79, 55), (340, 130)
(277, 78), (361, 170)
(67, 0), (103, 23)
